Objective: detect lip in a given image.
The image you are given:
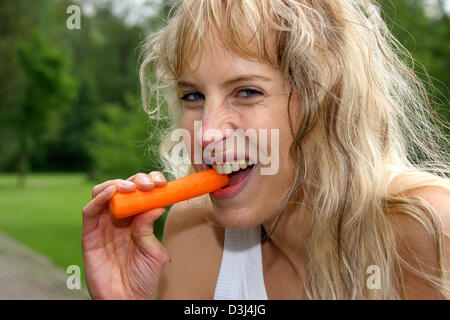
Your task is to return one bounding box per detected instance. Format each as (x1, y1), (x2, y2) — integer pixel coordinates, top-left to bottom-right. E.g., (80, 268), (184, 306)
(210, 164), (256, 200)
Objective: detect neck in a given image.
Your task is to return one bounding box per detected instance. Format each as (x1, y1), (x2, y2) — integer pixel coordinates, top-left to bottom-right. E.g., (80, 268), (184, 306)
(262, 201), (311, 273)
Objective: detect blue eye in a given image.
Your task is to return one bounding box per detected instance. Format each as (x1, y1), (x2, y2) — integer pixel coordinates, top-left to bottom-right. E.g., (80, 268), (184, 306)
(180, 92), (204, 102)
(237, 89), (263, 98)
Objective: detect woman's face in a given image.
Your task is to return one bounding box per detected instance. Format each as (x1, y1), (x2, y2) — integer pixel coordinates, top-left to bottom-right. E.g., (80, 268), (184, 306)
(178, 37), (298, 228)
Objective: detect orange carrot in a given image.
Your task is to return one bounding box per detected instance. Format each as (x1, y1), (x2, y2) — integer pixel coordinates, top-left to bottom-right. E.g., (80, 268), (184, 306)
(109, 169), (229, 219)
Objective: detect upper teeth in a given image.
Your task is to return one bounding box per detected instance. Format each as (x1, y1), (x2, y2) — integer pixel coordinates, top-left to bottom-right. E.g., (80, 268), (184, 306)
(212, 160), (254, 174)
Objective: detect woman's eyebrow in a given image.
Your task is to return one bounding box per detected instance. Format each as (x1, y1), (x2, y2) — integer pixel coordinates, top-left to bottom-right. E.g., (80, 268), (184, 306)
(177, 74), (273, 89)
(221, 75), (273, 88)
(176, 80), (198, 89)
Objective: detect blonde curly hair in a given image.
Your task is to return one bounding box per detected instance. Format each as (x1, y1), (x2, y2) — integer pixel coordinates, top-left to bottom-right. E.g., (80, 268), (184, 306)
(139, 0), (450, 299)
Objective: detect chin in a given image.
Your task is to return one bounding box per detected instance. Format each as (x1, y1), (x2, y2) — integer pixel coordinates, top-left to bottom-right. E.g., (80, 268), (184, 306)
(209, 164), (281, 229)
(210, 204), (262, 229)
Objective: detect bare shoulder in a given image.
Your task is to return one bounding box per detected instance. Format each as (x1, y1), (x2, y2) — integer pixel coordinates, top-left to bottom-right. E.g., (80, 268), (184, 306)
(388, 173), (450, 299)
(157, 195), (224, 299)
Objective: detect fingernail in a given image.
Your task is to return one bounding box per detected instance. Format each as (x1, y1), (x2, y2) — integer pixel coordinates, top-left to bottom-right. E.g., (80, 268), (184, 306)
(104, 185), (115, 193)
(120, 180), (135, 187)
(152, 173), (165, 182)
(141, 176), (152, 184)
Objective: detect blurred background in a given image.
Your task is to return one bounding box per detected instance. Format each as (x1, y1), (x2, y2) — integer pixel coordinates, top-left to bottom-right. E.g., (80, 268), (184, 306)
(0, 0), (448, 298)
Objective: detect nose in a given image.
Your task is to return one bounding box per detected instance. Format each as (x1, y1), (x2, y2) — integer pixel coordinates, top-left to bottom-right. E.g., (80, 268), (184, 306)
(194, 101), (233, 150)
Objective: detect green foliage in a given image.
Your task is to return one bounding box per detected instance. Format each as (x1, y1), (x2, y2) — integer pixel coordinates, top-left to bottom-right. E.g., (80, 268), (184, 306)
(15, 30), (77, 136)
(14, 30), (77, 186)
(87, 95), (170, 182)
(378, 0), (450, 134)
(0, 1), (155, 175)
(42, 71), (100, 172)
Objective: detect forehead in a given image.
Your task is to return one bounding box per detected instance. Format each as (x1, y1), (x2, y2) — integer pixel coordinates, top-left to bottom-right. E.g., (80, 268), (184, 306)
(178, 35), (282, 85)
(179, 29), (279, 79)
(174, 7), (280, 70)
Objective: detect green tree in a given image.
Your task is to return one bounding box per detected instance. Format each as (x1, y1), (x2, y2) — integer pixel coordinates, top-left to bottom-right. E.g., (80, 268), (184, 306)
(379, 0), (450, 134)
(15, 30), (76, 186)
(37, 2), (147, 173)
(87, 94), (169, 182)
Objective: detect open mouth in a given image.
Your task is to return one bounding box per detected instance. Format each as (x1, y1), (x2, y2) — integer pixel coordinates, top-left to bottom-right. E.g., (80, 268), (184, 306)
(207, 160), (256, 199)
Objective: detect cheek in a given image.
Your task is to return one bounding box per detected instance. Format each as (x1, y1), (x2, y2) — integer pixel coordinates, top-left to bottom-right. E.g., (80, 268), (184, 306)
(180, 116), (193, 133)
(265, 111), (296, 176)
(179, 116), (194, 156)
(180, 109), (201, 128)
(180, 112), (204, 159)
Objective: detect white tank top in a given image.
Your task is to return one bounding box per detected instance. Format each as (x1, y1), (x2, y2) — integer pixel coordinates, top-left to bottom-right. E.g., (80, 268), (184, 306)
(213, 170), (403, 300)
(213, 225), (268, 300)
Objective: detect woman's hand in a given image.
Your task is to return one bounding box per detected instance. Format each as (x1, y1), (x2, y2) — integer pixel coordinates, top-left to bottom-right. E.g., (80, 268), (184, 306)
(82, 172), (168, 300)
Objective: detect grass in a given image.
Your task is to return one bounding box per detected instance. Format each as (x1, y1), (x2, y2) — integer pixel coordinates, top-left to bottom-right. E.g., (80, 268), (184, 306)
(0, 173), (95, 290)
(0, 172), (169, 293)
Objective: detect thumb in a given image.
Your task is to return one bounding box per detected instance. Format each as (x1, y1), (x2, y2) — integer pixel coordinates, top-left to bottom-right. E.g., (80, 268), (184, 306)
(131, 208), (166, 255)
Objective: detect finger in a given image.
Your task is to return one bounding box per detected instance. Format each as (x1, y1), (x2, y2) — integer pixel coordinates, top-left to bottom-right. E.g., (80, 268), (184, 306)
(149, 171), (167, 187)
(83, 185), (116, 220)
(92, 179), (137, 199)
(131, 208), (166, 256)
(92, 179), (120, 199)
(114, 179), (137, 193)
(83, 185), (117, 234)
(127, 173), (155, 192)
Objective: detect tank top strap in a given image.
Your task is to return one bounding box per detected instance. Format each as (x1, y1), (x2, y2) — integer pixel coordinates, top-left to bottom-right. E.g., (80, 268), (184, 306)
(388, 164), (404, 185)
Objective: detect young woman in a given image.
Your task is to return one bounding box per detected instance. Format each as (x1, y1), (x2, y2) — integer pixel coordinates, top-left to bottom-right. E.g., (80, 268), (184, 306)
(82, 0), (450, 299)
